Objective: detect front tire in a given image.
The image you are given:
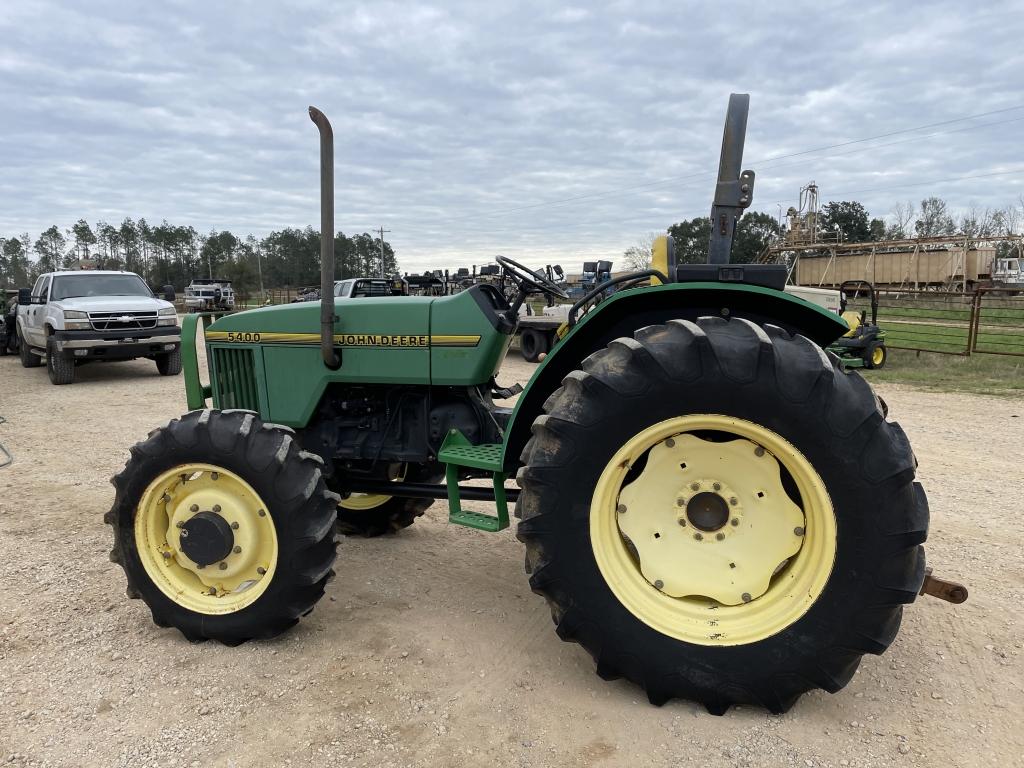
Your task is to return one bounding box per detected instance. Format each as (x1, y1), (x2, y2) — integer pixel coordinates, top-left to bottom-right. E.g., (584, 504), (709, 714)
(517, 317), (927, 713)
(46, 337), (76, 384)
(19, 330), (40, 368)
(106, 409), (339, 644)
(156, 347), (183, 376)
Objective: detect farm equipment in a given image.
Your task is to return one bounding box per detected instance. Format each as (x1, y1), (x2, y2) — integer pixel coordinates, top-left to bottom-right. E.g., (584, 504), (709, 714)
(107, 96), (967, 714)
(829, 280), (887, 369)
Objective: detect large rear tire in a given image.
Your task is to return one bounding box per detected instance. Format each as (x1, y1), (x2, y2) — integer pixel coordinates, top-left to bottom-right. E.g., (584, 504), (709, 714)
(517, 317), (928, 713)
(106, 409), (338, 644)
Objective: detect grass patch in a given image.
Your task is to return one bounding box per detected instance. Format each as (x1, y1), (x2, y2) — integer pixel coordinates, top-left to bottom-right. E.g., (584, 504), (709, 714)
(863, 349), (1024, 395)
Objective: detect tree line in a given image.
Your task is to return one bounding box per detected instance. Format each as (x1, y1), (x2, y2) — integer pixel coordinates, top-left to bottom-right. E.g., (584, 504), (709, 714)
(0, 218), (399, 298)
(624, 196), (1024, 269)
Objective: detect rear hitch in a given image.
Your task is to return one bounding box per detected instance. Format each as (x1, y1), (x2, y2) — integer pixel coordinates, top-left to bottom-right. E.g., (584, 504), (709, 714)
(919, 567), (968, 604)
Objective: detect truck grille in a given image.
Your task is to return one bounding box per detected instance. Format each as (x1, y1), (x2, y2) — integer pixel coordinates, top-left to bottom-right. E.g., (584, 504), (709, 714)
(211, 347), (260, 411)
(88, 311), (158, 331)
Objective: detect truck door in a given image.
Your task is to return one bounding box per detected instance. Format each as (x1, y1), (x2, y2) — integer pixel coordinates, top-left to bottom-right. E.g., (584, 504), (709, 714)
(23, 276), (49, 347)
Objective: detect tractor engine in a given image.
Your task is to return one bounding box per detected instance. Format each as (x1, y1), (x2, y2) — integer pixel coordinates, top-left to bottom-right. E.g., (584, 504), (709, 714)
(299, 384), (501, 478)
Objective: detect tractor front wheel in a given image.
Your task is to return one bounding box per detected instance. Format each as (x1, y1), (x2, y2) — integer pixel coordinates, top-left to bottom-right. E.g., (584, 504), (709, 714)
(517, 317), (927, 713)
(106, 409), (338, 644)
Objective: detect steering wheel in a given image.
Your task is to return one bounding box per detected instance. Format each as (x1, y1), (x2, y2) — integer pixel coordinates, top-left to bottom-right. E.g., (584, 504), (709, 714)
(496, 255), (570, 300)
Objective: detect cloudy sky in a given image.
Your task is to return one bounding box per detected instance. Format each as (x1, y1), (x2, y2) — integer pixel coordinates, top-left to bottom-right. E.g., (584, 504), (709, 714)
(1, 1), (1021, 272)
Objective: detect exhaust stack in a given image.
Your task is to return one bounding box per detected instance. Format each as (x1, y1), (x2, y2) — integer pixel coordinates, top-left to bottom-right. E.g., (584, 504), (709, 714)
(308, 106), (341, 369)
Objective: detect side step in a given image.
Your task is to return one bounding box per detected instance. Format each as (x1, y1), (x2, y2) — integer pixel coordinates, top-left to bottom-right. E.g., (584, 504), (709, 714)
(437, 430), (509, 532)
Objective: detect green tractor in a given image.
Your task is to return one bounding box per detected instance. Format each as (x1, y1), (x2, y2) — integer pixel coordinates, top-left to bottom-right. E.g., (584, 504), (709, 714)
(829, 279), (887, 369)
(107, 97), (966, 714)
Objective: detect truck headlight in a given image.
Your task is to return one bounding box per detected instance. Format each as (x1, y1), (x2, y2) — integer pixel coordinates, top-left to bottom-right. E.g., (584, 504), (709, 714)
(158, 307), (177, 316)
(63, 310), (91, 330)
(158, 307), (178, 326)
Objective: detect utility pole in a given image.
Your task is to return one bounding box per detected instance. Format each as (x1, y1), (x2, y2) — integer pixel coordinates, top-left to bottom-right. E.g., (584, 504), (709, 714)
(378, 226), (391, 278)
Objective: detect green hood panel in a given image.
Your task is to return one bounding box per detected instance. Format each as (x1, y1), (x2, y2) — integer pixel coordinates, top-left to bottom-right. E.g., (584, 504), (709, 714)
(203, 291), (511, 426)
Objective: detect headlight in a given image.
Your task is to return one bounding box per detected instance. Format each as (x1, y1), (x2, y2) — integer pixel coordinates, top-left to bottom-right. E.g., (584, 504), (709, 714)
(63, 310), (91, 330)
(157, 317), (177, 327)
(158, 307), (177, 316)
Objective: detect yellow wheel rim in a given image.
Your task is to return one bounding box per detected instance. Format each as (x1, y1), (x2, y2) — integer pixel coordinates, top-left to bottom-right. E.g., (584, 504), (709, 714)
(338, 492), (392, 511)
(338, 463), (406, 511)
(590, 415), (836, 646)
(134, 463), (279, 615)
(872, 346), (885, 365)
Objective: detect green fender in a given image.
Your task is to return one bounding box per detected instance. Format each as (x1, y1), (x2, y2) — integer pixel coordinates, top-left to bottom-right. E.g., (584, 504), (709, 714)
(500, 282), (848, 471)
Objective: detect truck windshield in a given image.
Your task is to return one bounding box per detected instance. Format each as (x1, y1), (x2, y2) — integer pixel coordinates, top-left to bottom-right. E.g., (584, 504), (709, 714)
(51, 274), (153, 300)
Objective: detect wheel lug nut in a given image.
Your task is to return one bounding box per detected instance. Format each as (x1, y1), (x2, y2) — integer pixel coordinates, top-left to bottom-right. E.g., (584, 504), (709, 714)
(665, 438), (675, 448)
(712, 482), (721, 492)
(175, 521), (185, 528)
(693, 533), (703, 541)
(741, 592), (752, 603)
(213, 504), (222, 513)
(256, 567), (266, 575)
(208, 587), (217, 596)
(233, 546), (242, 554)
(729, 497), (738, 506)
(716, 533), (725, 541)
(258, 509), (266, 517)
(218, 562), (228, 570)
(730, 518), (739, 526)
(189, 504), (199, 513)
(653, 579), (664, 590)
(676, 497), (685, 507)
(617, 504), (627, 514)
(754, 447), (765, 457)
(690, 482), (700, 491)
(230, 522), (239, 530)
(794, 526), (805, 536)
(677, 518), (686, 527)
(211, 472), (220, 480)
(161, 551), (172, 559)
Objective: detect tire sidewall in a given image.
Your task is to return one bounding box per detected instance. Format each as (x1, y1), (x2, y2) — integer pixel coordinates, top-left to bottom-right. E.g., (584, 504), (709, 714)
(523, 340), (913, 679)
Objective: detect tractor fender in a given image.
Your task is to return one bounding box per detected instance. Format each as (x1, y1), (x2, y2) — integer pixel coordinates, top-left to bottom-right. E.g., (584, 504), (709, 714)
(501, 281), (847, 471)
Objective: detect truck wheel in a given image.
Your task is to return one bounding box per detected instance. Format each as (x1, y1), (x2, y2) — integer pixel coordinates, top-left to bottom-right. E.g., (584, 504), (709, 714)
(335, 464), (444, 537)
(863, 342), (887, 369)
(46, 337), (76, 385)
(521, 328), (549, 363)
(156, 347), (183, 376)
(19, 330), (40, 368)
(106, 410), (339, 644)
(517, 317), (927, 713)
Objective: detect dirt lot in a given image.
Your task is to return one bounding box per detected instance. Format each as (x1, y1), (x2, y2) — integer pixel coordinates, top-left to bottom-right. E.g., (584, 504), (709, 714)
(0, 345), (1021, 768)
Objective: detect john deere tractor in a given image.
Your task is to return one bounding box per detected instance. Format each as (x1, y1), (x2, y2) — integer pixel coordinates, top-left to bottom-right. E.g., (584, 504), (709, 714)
(107, 97), (966, 714)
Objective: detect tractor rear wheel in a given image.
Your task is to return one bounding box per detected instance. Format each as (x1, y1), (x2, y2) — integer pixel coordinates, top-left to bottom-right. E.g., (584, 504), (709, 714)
(517, 317), (927, 713)
(334, 464), (444, 537)
(106, 409), (338, 644)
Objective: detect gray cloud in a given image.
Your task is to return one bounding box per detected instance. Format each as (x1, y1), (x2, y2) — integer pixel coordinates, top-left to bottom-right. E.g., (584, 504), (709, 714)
(1, 0), (1021, 272)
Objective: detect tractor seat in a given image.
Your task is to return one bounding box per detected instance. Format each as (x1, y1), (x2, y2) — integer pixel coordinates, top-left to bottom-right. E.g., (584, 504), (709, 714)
(841, 310), (864, 338)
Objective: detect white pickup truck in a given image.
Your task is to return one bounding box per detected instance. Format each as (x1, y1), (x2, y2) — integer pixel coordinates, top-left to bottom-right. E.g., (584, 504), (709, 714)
(16, 270), (182, 385)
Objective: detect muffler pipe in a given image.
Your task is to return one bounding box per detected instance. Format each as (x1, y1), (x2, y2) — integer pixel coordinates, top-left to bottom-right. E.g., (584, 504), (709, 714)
(309, 106), (341, 369)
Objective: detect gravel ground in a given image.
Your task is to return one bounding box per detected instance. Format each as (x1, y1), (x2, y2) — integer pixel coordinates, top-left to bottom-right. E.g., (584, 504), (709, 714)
(0, 343), (1021, 768)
